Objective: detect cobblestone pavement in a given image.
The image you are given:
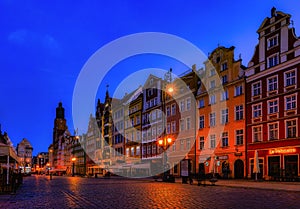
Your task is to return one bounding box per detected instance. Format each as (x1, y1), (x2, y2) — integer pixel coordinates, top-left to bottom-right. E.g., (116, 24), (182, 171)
(0, 175), (300, 209)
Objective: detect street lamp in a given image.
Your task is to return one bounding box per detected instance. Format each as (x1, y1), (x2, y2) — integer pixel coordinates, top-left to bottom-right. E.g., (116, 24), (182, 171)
(158, 137), (172, 182)
(46, 163), (50, 175)
(71, 157), (76, 177)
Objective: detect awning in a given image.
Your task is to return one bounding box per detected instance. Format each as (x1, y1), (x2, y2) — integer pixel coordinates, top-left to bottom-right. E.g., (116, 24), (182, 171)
(0, 142), (19, 163)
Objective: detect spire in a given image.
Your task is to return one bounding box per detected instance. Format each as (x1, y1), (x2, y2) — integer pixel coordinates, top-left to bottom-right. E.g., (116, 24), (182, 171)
(271, 7), (276, 17)
(105, 84), (110, 101)
(56, 102), (65, 119)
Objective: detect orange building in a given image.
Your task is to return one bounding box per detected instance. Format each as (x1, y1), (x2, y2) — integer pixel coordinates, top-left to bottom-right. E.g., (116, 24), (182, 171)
(196, 46), (246, 179)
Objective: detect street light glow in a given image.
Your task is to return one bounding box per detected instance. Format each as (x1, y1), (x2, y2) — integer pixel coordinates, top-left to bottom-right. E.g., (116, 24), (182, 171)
(158, 139), (163, 145)
(167, 137), (172, 144)
(72, 157), (76, 162)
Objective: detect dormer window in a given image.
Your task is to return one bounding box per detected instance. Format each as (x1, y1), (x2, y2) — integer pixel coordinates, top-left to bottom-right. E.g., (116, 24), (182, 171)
(267, 35), (278, 49)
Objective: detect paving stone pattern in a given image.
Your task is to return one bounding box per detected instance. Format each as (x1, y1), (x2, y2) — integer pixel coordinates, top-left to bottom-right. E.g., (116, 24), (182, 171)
(0, 175), (299, 209)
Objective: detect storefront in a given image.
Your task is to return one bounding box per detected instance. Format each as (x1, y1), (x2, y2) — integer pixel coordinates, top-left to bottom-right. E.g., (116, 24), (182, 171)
(249, 147), (300, 181)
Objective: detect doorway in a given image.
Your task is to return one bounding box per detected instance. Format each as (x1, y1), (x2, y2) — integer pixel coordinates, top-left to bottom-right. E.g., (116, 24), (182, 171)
(234, 159), (244, 179)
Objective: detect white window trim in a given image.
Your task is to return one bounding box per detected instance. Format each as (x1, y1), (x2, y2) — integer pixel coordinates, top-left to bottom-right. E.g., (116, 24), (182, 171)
(252, 102), (262, 119)
(267, 53), (279, 68)
(234, 84), (243, 97)
(199, 115), (205, 129)
(235, 129), (244, 145)
(252, 81), (262, 99)
(268, 122), (279, 141)
(267, 75), (278, 95)
(268, 98), (279, 115)
(285, 118), (298, 139)
(235, 104), (244, 121)
(186, 97), (191, 111)
(267, 34), (279, 49)
(252, 125), (263, 143)
(284, 68), (297, 89)
(284, 93), (297, 112)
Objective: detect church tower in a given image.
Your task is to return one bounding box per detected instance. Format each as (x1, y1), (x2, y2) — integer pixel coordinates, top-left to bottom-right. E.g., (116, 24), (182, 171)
(52, 102), (67, 168)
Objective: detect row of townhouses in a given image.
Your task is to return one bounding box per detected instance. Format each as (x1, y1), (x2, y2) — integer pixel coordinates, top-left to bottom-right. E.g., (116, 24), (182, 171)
(49, 8), (300, 180)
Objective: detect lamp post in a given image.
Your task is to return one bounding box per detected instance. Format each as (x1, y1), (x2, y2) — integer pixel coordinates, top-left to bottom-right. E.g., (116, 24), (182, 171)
(71, 157), (76, 177)
(158, 137), (172, 182)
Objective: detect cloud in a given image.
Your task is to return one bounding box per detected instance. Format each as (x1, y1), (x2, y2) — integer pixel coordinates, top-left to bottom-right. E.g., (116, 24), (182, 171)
(8, 29), (60, 53)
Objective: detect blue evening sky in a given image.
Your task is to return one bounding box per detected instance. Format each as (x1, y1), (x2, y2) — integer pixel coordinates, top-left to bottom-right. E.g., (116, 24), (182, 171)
(1, 1), (299, 155)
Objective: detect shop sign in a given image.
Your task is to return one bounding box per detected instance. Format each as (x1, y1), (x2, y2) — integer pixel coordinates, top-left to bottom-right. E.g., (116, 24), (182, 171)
(218, 155), (228, 160)
(269, 148), (296, 154)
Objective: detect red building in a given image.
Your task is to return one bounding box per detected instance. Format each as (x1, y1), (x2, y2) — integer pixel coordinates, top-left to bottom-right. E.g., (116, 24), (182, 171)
(245, 7), (300, 180)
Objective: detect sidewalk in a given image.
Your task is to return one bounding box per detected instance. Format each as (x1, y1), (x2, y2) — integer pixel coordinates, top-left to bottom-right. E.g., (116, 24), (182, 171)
(170, 177), (300, 192)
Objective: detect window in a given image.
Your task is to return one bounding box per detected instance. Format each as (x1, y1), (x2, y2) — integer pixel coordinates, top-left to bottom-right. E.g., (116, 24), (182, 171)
(286, 95), (296, 110)
(253, 104), (262, 118)
(152, 111), (156, 121)
(210, 113), (216, 127)
(221, 132), (228, 147)
(157, 110), (162, 118)
(221, 62), (228, 71)
(186, 117), (191, 130)
(147, 145), (151, 155)
(210, 69), (216, 76)
(136, 115), (140, 125)
(180, 100), (185, 112)
(252, 82), (261, 97)
(131, 147), (135, 156)
(268, 100), (278, 114)
(180, 119), (185, 131)
(171, 121), (176, 133)
(235, 105), (243, 120)
(286, 120), (297, 138)
(167, 123), (171, 134)
(180, 139), (184, 150)
(142, 146), (146, 156)
(198, 99), (205, 108)
(221, 109), (228, 124)
(210, 80), (216, 89)
(157, 125), (162, 135)
(268, 76), (278, 92)
(236, 130), (243, 145)
(199, 136), (204, 150)
(209, 94), (216, 105)
(285, 70), (296, 86)
(253, 126), (262, 142)
(152, 145), (156, 155)
(210, 135), (216, 148)
(267, 35), (278, 48)
(268, 54), (278, 68)
(126, 148), (130, 157)
(171, 104), (176, 115)
(186, 139), (191, 150)
(186, 98), (191, 110)
(222, 75), (228, 84)
(221, 89), (229, 101)
(234, 85), (243, 96)
(166, 106), (171, 117)
(152, 127), (156, 137)
(136, 146), (140, 156)
(172, 142), (176, 152)
(199, 115), (205, 129)
(269, 123), (278, 140)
